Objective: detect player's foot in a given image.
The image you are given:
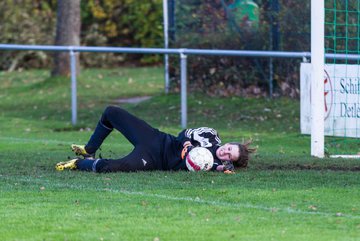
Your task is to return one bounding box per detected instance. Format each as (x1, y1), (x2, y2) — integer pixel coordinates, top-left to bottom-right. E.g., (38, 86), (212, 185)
(55, 158), (79, 171)
(71, 144), (95, 159)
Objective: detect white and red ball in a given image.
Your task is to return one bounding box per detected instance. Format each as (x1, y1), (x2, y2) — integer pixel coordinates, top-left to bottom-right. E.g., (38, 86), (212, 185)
(186, 147), (214, 172)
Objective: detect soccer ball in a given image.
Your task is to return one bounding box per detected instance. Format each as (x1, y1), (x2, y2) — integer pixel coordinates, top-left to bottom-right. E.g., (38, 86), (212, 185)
(186, 147), (214, 172)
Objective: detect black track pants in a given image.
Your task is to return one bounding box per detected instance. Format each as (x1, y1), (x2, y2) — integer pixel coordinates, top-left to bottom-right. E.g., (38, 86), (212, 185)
(89, 106), (167, 172)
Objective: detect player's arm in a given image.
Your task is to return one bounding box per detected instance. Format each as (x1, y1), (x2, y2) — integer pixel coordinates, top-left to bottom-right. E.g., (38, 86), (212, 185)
(211, 160), (223, 172)
(212, 160), (235, 174)
(190, 127), (221, 147)
(216, 165), (225, 172)
(177, 129), (193, 147)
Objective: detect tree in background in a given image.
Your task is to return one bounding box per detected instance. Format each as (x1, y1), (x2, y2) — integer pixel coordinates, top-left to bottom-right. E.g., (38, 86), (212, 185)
(0, 0), (55, 71)
(0, 1), (163, 70)
(52, 0), (81, 76)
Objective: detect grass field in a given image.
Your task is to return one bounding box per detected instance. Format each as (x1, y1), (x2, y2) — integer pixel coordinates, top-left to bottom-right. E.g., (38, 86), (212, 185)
(0, 67), (359, 241)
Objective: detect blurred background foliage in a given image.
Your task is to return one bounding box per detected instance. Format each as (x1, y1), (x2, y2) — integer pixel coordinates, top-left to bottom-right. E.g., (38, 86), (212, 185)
(169, 0), (310, 97)
(0, 0), (317, 97)
(0, 0), (163, 70)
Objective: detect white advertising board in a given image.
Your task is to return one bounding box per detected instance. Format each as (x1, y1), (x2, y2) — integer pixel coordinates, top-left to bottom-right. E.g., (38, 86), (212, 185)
(301, 63), (360, 138)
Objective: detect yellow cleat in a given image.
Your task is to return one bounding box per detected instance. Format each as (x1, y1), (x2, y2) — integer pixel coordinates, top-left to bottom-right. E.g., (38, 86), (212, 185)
(71, 144), (94, 159)
(55, 158), (78, 171)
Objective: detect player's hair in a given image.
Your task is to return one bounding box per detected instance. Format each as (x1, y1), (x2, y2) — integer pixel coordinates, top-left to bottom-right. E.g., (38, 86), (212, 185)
(230, 140), (256, 168)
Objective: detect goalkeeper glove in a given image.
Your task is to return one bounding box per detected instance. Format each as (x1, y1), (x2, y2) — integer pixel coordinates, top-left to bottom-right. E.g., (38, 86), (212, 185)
(222, 160), (235, 172)
(181, 142), (194, 160)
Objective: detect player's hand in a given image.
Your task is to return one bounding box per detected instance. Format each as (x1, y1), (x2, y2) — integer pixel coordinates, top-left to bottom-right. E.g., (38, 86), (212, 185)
(216, 165), (225, 172)
(181, 142), (194, 159)
(222, 160), (235, 172)
(183, 141), (192, 147)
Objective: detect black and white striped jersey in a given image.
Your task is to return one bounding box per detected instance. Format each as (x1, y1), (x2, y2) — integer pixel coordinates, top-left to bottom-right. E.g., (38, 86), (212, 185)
(179, 127), (222, 147)
(176, 127), (223, 170)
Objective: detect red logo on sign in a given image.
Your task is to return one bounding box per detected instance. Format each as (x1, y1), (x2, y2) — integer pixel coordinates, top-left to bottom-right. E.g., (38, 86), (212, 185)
(324, 70), (333, 120)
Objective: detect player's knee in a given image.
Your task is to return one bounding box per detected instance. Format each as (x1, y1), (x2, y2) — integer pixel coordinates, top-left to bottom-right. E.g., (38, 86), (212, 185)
(104, 105), (125, 120)
(104, 105), (118, 116)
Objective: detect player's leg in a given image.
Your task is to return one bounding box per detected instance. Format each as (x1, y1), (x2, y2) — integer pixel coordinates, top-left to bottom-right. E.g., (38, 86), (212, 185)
(94, 146), (156, 172)
(55, 158), (79, 171)
(55, 157), (96, 171)
(59, 145), (156, 172)
(80, 119), (113, 155)
(93, 105), (159, 145)
(74, 105), (158, 156)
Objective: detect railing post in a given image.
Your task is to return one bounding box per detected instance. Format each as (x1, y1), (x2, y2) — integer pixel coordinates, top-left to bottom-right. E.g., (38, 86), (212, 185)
(163, 0), (170, 94)
(69, 49), (77, 126)
(269, 57), (273, 97)
(180, 51), (187, 128)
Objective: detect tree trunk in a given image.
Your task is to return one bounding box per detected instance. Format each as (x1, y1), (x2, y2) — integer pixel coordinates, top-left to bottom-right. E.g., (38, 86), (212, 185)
(52, 0), (81, 77)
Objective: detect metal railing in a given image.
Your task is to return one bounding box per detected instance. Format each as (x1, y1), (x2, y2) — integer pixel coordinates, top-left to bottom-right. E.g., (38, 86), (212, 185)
(0, 43), (318, 127)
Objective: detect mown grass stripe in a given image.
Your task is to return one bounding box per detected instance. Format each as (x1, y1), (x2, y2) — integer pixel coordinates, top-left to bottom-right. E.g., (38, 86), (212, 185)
(1, 175), (359, 220)
(0, 136), (72, 145)
(0, 136), (128, 147)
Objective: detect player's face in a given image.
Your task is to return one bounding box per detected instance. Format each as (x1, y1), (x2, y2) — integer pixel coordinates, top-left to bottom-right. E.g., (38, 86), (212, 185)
(216, 143), (240, 162)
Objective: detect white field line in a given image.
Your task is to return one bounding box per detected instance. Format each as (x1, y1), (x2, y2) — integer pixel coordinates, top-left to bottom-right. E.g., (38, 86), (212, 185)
(0, 137), (359, 219)
(1, 175), (360, 220)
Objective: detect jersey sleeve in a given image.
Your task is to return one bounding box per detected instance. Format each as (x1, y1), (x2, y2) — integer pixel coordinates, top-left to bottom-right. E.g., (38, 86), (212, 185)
(211, 159), (222, 171)
(176, 129), (192, 146)
(177, 127), (221, 147)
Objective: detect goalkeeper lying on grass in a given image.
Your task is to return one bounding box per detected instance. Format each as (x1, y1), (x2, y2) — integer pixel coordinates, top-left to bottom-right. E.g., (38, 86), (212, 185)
(56, 106), (255, 173)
